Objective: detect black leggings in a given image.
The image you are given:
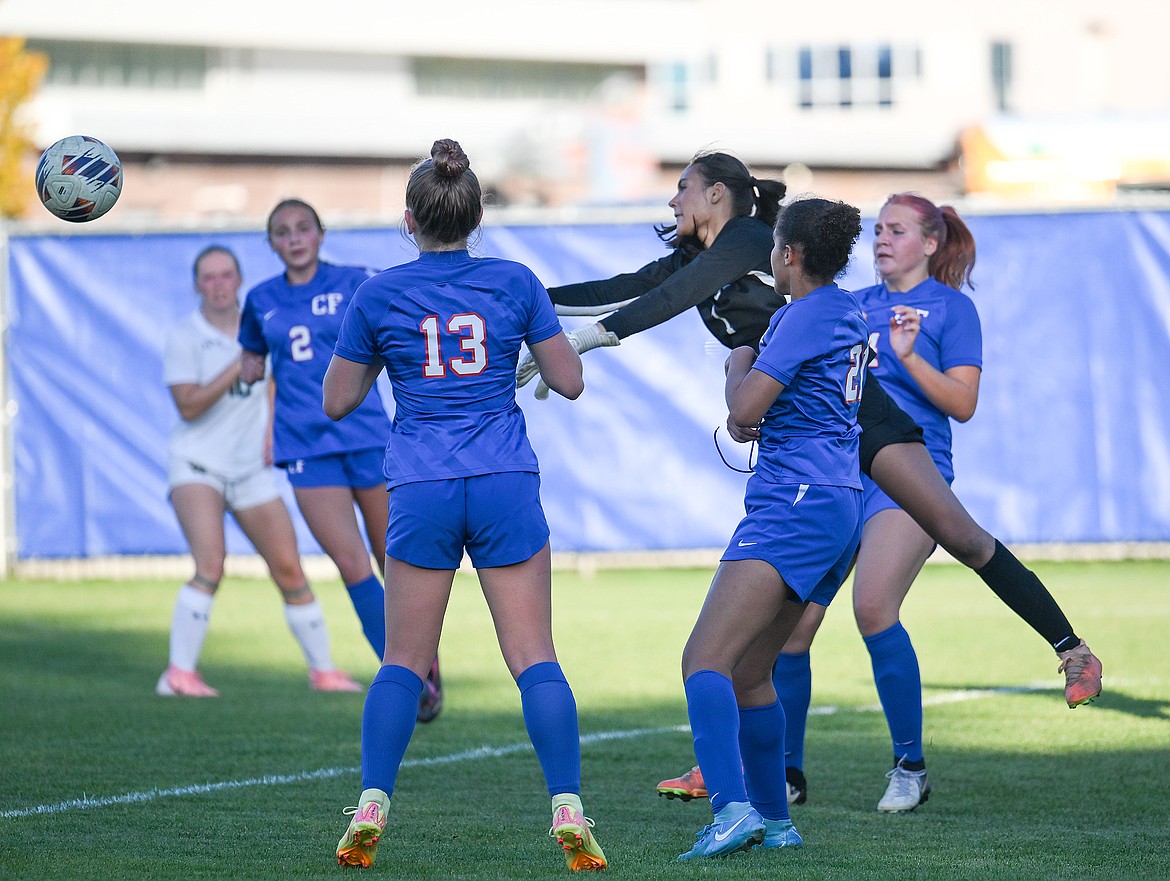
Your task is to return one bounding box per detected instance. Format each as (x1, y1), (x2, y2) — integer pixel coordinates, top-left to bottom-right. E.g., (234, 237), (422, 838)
(857, 376), (924, 477)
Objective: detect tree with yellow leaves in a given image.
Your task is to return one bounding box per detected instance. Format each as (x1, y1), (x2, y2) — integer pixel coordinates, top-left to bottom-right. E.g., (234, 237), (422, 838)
(0, 36), (46, 218)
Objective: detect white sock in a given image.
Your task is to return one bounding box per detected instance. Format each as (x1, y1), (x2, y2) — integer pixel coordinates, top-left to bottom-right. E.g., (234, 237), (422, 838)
(169, 584), (214, 671)
(284, 599), (335, 671)
(552, 793), (584, 815)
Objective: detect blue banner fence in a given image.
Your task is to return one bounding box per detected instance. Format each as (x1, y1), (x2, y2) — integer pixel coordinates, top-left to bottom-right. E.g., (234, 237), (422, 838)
(4, 207), (1170, 565)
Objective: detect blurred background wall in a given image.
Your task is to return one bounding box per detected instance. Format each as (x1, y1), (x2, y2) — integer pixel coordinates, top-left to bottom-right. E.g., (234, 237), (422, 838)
(5, 0), (1170, 223)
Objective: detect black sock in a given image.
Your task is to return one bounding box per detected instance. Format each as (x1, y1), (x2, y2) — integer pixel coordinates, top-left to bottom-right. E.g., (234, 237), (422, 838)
(975, 540), (1077, 652)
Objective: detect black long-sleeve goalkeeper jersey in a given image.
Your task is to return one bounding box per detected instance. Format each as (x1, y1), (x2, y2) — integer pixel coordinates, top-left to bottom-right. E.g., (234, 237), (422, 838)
(547, 215), (784, 351)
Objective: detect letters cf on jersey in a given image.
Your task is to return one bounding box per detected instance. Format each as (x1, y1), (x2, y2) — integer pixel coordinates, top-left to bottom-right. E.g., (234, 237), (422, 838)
(312, 293), (344, 315)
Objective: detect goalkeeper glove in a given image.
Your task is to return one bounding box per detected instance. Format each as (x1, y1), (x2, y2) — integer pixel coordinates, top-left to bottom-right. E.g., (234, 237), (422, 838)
(515, 323), (620, 393)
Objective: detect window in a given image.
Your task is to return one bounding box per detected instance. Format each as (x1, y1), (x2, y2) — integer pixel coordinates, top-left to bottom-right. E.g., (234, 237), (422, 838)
(991, 41), (1013, 112)
(772, 41), (920, 110)
(28, 40), (207, 90)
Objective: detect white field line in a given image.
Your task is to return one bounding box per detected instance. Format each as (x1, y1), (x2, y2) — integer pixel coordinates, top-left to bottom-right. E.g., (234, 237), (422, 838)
(0, 724), (687, 819)
(1, 685), (1051, 820)
(814, 683), (1051, 716)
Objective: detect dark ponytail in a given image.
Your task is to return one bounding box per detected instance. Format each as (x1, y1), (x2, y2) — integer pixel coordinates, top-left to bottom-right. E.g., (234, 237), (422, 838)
(656, 151), (786, 254)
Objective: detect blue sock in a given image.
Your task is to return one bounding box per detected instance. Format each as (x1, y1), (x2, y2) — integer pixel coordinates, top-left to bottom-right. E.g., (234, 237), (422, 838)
(346, 575), (385, 659)
(361, 664), (423, 795)
(738, 701), (790, 821)
(772, 651), (811, 772)
(517, 662), (581, 796)
(864, 622), (924, 764)
(684, 670), (747, 814)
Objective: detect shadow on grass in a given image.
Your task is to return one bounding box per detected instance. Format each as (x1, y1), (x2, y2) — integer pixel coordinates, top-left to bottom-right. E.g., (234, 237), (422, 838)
(921, 681), (1170, 720)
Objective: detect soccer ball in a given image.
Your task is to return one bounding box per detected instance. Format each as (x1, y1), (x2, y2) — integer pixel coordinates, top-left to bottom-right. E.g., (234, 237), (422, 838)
(35, 135), (123, 223)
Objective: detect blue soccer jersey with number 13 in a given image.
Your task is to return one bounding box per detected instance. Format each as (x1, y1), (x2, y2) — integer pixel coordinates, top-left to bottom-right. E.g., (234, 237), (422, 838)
(333, 249), (564, 489)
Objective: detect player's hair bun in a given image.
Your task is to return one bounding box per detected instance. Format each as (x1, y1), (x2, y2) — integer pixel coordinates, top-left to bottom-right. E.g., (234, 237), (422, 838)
(431, 139), (469, 178)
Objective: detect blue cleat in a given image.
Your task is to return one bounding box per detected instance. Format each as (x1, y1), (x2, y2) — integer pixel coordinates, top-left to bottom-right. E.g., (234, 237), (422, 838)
(760, 818), (803, 849)
(677, 803), (765, 860)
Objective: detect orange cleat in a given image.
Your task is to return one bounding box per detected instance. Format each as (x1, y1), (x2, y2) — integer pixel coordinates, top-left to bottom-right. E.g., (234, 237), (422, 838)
(656, 765), (707, 801)
(309, 668), (363, 693)
(1058, 639), (1103, 708)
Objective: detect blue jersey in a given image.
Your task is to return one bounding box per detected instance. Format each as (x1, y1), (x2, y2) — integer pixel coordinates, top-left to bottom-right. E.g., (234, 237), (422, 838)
(857, 277), (981, 480)
(333, 249), (563, 489)
(749, 283), (868, 489)
(239, 262), (390, 465)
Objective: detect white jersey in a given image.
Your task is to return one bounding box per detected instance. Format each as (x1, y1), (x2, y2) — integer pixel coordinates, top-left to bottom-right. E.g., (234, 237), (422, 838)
(163, 310), (268, 478)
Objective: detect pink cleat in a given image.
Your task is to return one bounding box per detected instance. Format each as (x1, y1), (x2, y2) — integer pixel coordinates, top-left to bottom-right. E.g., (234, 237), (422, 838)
(309, 669), (364, 693)
(156, 666), (219, 697)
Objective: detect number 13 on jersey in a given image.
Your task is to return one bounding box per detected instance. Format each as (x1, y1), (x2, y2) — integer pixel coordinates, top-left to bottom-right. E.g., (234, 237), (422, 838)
(421, 313), (488, 377)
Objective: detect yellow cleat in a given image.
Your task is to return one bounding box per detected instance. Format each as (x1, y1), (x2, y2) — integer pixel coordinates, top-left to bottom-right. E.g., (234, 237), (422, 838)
(336, 789), (388, 868)
(550, 804), (607, 871)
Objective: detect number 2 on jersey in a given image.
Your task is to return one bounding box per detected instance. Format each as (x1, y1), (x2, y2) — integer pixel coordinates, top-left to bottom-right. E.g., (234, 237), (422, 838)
(421, 313), (488, 378)
(845, 342), (868, 404)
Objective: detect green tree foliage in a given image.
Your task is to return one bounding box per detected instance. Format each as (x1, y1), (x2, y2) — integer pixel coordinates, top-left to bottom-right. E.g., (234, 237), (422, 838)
(0, 36), (46, 218)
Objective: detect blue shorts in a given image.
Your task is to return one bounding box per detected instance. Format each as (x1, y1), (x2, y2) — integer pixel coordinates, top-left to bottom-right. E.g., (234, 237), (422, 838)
(721, 475), (862, 606)
(386, 471), (549, 570)
(281, 448), (384, 489)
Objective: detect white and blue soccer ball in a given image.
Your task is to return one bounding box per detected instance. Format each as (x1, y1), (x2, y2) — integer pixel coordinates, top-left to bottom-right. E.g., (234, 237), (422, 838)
(35, 135), (123, 223)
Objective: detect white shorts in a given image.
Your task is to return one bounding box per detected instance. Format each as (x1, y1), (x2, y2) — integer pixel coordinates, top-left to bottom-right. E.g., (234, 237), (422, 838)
(167, 458), (282, 512)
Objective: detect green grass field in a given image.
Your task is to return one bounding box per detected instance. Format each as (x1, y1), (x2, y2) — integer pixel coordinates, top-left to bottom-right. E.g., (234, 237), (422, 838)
(1, 559), (1166, 880)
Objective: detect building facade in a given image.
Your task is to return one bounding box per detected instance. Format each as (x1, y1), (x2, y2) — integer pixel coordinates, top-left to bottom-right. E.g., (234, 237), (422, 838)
(5, 0), (1169, 223)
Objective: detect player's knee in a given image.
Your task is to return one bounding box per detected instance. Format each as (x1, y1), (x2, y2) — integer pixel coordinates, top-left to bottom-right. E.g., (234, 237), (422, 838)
(190, 570), (222, 593)
(732, 668), (774, 704)
(940, 530), (994, 569)
(853, 596), (895, 634)
(332, 551), (374, 585)
(267, 554), (306, 588)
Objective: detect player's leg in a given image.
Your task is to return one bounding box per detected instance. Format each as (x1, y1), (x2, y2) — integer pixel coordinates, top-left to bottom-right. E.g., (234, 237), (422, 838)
(677, 559), (786, 859)
(233, 484), (360, 693)
(482, 546), (607, 870)
(338, 557), (453, 868)
(868, 438), (1101, 706)
(852, 505), (935, 812)
(656, 597), (827, 804)
(292, 481), (385, 659)
(353, 480), (444, 717)
(472, 473), (605, 870)
(763, 503), (860, 816)
(732, 600), (809, 850)
(160, 479), (227, 696)
(770, 600), (831, 805)
(353, 483), (388, 573)
(481, 545), (605, 870)
(294, 484), (377, 585)
(338, 476), (462, 868)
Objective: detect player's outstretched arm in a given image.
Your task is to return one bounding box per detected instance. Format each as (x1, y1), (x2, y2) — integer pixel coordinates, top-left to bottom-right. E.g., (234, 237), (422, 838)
(516, 322), (618, 394)
(524, 332), (584, 401)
